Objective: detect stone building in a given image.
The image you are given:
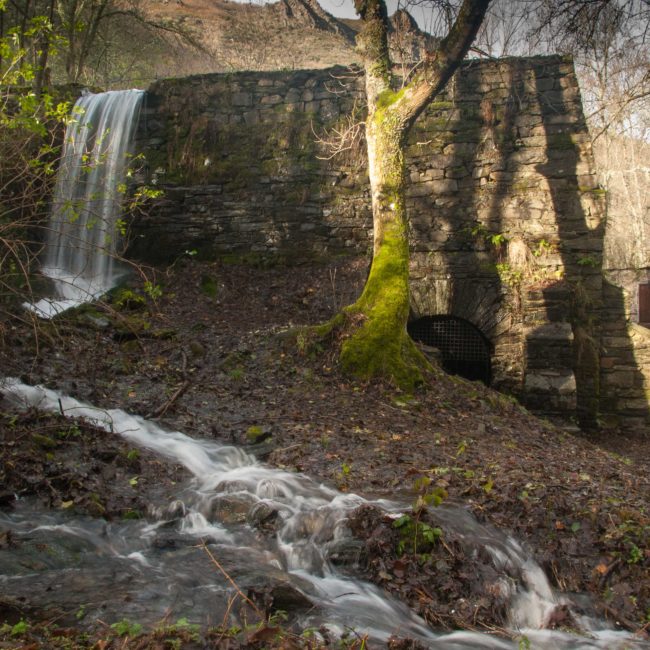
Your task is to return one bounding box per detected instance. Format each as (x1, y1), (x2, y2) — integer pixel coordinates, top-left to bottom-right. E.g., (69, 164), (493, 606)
(130, 55), (649, 433)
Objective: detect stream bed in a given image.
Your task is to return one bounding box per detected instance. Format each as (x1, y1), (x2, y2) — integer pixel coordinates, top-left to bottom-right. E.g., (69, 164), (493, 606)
(1, 377), (648, 649)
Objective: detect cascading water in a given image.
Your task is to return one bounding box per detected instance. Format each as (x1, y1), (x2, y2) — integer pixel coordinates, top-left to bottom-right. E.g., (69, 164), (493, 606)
(1, 377), (648, 649)
(28, 89), (144, 318)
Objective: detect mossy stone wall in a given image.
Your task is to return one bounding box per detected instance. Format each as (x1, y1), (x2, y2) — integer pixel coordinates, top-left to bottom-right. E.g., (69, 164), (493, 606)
(128, 56), (648, 432)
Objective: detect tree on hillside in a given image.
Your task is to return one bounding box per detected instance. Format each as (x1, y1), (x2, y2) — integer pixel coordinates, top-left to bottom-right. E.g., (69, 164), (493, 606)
(320, 0), (490, 389)
(532, 0), (649, 139)
(0, 0), (198, 88)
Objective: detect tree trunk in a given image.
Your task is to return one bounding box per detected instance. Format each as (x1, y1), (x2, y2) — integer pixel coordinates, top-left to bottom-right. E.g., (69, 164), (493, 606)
(336, 0), (490, 390)
(340, 104), (427, 389)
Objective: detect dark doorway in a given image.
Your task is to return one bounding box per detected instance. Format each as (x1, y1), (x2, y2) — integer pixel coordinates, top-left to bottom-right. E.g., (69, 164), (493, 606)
(407, 315), (493, 385)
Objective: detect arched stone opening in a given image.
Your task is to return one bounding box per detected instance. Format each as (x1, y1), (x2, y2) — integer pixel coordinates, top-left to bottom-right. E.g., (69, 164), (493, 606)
(408, 315), (493, 385)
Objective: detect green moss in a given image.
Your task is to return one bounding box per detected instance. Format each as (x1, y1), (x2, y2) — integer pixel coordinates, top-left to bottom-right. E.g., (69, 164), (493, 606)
(31, 432), (57, 449)
(376, 87), (406, 110)
(200, 274), (218, 298)
(339, 219), (430, 391)
(428, 100), (454, 111)
(246, 425), (266, 442)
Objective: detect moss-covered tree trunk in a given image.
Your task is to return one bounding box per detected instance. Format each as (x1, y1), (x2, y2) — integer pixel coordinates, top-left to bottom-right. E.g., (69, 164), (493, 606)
(338, 0), (490, 389)
(340, 102), (423, 387)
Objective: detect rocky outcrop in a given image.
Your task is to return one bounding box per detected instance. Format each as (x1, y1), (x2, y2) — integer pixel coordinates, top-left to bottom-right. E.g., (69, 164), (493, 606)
(388, 9), (439, 64)
(273, 0), (356, 42)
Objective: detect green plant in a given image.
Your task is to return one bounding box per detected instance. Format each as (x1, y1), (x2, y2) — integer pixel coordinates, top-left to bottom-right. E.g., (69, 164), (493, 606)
(495, 262), (523, 287)
(628, 543), (643, 564)
(393, 514), (442, 556)
(465, 223), (508, 249)
(9, 620), (29, 637)
(533, 239), (554, 257)
(228, 367), (245, 381)
(577, 255), (599, 268)
(490, 232), (507, 247)
(392, 475), (446, 557)
(200, 274), (218, 298)
(112, 288), (146, 310)
(110, 619), (143, 637)
(57, 423), (81, 439)
(482, 477), (494, 494)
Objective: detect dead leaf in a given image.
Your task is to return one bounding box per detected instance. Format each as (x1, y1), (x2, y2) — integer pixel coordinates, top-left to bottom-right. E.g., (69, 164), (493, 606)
(247, 625), (281, 643)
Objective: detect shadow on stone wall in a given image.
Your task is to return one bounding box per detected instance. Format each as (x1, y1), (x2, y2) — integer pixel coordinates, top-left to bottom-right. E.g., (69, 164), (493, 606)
(532, 62), (649, 430)
(409, 60), (538, 394)
(130, 68), (370, 265)
(128, 59), (647, 428)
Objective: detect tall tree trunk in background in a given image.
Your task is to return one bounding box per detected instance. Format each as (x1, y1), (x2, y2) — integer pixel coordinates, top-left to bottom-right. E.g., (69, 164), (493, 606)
(339, 0), (490, 389)
(34, 0), (56, 96)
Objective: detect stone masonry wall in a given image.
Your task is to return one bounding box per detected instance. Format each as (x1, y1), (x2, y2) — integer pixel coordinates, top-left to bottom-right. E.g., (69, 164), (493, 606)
(129, 56), (648, 431)
(132, 66), (370, 261)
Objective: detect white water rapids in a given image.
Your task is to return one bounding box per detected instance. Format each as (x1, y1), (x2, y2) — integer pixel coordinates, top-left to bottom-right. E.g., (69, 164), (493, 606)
(0, 378), (647, 649)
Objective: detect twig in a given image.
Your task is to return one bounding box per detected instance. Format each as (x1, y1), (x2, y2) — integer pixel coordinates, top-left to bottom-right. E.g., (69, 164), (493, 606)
(598, 557), (622, 588)
(199, 540), (263, 618)
(270, 443), (302, 455)
(213, 594), (239, 645)
(145, 380), (190, 419)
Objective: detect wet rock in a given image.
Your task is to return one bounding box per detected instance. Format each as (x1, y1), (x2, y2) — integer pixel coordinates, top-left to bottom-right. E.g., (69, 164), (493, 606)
(327, 537), (364, 567)
(270, 581), (313, 611)
(151, 533), (180, 550)
(0, 493), (16, 510)
(248, 440), (275, 460)
(247, 501), (286, 533)
(204, 495), (252, 524)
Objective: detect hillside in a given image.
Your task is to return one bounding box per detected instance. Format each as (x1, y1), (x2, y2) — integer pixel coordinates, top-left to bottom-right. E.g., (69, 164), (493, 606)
(118, 0), (435, 84)
(137, 0), (360, 79)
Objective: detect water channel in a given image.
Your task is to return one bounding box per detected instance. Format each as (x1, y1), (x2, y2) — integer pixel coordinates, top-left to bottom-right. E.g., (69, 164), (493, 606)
(1, 378), (647, 649)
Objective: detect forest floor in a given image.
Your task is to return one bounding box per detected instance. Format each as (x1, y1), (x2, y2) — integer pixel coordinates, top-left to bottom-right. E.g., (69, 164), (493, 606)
(0, 257), (649, 649)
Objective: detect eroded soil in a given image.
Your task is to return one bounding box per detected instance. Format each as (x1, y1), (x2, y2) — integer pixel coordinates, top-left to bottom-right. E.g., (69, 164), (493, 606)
(1, 257), (649, 648)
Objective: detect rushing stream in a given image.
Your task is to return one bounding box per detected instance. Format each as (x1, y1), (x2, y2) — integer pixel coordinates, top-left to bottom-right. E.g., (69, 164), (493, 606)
(1, 377), (647, 649)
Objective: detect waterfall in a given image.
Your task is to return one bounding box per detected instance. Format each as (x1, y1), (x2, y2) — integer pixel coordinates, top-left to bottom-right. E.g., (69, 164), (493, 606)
(28, 89), (144, 318)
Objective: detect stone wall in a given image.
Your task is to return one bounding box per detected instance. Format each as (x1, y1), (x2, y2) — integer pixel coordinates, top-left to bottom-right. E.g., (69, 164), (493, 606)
(132, 66), (370, 261)
(129, 56), (648, 431)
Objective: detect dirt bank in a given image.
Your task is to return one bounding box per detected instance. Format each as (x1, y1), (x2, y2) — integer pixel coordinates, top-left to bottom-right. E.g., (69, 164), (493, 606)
(1, 258), (648, 647)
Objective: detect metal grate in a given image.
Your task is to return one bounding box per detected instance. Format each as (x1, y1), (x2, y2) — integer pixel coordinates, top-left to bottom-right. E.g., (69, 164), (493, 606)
(408, 315), (493, 385)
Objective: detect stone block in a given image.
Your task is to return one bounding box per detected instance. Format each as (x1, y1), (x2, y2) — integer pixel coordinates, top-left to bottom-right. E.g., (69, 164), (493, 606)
(232, 92), (253, 107)
(525, 370), (576, 394)
(260, 94), (283, 105)
(526, 322), (573, 341)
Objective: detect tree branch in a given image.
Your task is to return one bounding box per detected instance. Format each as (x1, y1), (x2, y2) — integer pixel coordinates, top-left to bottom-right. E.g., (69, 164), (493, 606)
(397, 0), (491, 127)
